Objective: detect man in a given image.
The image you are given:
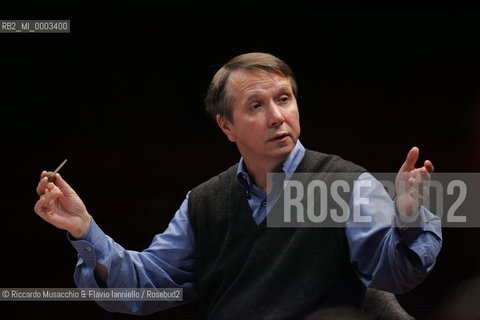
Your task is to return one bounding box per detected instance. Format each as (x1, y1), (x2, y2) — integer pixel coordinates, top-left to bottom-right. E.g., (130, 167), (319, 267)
(34, 52), (442, 319)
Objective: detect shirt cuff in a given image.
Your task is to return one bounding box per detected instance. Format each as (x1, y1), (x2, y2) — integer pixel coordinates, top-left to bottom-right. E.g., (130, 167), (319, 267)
(67, 218), (109, 268)
(393, 205), (442, 244)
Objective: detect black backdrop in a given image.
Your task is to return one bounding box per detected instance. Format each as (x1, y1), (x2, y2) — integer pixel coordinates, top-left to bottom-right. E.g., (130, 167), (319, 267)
(2, 5), (480, 319)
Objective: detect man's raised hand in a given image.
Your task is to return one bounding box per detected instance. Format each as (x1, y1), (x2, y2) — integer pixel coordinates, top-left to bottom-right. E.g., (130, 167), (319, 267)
(34, 172), (91, 239)
(395, 147), (434, 217)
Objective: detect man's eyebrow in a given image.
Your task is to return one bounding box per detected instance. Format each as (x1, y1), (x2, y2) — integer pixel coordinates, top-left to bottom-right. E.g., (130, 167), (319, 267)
(276, 85), (292, 94)
(244, 93), (259, 103)
(243, 85), (292, 103)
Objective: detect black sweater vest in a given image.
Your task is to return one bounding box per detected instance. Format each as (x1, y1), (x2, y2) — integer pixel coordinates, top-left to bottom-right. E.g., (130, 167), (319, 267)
(188, 150), (366, 320)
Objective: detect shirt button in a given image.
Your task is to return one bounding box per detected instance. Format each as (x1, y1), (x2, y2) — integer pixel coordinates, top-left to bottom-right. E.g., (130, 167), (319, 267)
(262, 201), (267, 207)
(85, 247), (92, 252)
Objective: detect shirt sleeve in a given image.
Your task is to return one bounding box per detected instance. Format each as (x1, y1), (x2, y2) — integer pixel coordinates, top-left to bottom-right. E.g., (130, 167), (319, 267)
(68, 192), (197, 315)
(346, 172), (442, 294)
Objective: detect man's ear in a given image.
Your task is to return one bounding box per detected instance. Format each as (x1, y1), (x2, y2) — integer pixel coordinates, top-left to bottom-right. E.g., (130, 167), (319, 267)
(216, 115), (236, 142)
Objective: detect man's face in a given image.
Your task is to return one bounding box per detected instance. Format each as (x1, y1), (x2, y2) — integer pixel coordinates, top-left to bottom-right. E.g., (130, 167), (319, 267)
(218, 69), (301, 163)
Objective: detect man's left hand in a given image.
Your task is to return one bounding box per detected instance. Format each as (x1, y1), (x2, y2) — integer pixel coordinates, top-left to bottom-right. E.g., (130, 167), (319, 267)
(395, 147), (434, 217)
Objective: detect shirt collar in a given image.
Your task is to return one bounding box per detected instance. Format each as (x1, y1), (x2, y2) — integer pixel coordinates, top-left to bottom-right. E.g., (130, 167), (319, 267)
(236, 139), (306, 189)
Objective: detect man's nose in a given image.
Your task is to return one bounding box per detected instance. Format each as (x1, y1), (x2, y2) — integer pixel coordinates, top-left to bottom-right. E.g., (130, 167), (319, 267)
(267, 103), (285, 127)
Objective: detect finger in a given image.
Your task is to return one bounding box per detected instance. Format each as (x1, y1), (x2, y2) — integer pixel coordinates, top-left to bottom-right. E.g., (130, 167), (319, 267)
(411, 180), (426, 196)
(46, 182), (57, 192)
(406, 181), (424, 199)
(399, 177), (416, 194)
(40, 170), (48, 179)
(396, 173), (416, 193)
(411, 170), (431, 192)
(54, 173), (77, 197)
(36, 176), (49, 196)
(34, 197), (48, 217)
(408, 177), (417, 190)
(424, 160), (434, 173)
(43, 186), (61, 203)
(399, 147), (419, 173)
(34, 195), (55, 218)
(414, 168), (431, 182)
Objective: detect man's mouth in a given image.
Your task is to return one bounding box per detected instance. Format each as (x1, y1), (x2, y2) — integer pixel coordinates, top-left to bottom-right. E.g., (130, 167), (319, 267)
(270, 132), (290, 142)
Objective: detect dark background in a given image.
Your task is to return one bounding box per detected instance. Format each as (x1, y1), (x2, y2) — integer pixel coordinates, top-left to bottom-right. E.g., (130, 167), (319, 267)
(1, 4), (480, 319)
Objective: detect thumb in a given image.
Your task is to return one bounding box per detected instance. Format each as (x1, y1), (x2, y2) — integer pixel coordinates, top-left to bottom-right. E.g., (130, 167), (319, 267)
(54, 173), (77, 197)
(399, 146), (419, 172)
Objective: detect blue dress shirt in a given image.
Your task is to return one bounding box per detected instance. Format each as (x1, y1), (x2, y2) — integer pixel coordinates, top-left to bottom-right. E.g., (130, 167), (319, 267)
(70, 140), (442, 315)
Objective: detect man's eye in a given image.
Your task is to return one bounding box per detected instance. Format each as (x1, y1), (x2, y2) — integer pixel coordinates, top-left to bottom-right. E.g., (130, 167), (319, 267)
(250, 103), (262, 110)
(279, 96), (289, 104)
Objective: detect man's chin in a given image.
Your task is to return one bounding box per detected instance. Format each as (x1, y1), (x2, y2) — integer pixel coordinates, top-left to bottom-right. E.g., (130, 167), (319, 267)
(269, 139), (296, 157)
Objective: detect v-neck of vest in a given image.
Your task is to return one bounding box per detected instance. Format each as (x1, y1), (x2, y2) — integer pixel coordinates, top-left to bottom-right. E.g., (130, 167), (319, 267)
(235, 152), (317, 232)
(230, 180), (268, 233)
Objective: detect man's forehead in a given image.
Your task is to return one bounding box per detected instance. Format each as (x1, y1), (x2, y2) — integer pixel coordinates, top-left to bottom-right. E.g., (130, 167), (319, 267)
(228, 69), (291, 95)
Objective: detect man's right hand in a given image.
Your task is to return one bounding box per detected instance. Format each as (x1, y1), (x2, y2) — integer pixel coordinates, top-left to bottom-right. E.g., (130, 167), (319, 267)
(34, 172), (91, 239)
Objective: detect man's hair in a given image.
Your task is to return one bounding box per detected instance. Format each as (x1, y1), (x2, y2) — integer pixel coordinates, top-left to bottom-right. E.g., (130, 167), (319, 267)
(204, 52), (297, 122)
